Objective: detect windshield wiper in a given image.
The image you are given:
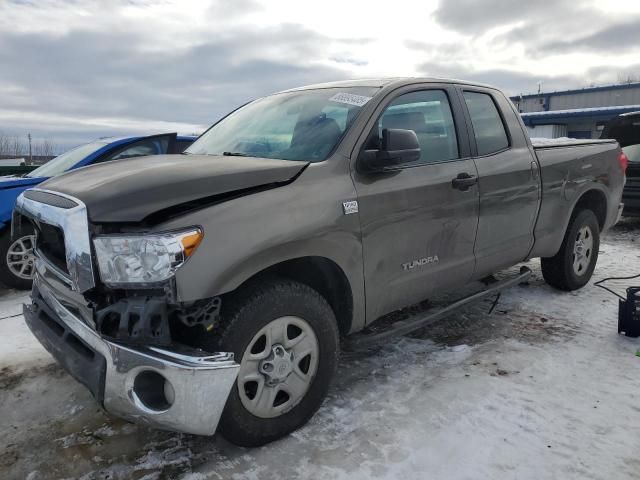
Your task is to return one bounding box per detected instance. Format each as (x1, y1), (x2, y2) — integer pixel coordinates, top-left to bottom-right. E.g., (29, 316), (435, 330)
(222, 151), (253, 157)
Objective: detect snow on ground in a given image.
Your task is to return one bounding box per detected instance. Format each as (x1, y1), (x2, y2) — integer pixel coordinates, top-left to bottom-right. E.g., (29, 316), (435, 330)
(1, 218), (640, 480)
(0, 290), (51, 375)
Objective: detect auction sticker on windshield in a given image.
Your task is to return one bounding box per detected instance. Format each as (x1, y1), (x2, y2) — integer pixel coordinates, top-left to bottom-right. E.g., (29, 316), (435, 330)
(329, 92), (372, 107)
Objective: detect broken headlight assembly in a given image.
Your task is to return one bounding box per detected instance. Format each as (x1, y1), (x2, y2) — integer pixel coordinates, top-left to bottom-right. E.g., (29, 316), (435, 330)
(93, 229), (203, 287)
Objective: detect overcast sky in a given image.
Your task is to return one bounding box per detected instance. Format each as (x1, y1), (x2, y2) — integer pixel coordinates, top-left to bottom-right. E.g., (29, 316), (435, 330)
(2, 0), (640, 151)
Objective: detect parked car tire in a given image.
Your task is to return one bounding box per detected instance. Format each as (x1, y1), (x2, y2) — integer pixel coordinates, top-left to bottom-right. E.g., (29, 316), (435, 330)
(205, 278), (339, 447)
(541, 209), (600, 291)
(0, 226), (36, 290)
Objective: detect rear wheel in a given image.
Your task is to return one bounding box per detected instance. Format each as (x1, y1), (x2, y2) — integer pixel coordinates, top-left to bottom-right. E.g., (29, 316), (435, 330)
(0, 227), (36, 290)
(207, 278), (339, 447)
(541, 209), (600, 291)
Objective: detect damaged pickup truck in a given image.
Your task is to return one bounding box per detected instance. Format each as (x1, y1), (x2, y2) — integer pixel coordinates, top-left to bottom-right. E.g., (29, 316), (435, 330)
(16, 78), (626, 447)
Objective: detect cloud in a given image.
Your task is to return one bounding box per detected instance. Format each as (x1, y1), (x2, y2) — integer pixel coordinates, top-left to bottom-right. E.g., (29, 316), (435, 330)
(2, 0), (640, 151)
(432, 0), (640, 60)
(538, 18), (640, 54)
(329, 56), (368, 67)
(417, 61), (582, 96)
(0, 20), (348, 150)
(418, 59), (640, 98)
(206, 0), (263, 19)
(432, 0), (590, 35)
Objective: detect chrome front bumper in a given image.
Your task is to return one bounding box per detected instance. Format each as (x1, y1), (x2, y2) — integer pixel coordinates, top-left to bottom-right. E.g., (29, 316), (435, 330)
(26, 274), (240, 436)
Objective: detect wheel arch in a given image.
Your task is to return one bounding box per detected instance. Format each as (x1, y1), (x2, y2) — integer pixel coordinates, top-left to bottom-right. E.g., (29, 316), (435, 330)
(571, 188), (607, 230)
(531, 185), (609, 259)
(222, 256), (355, 336)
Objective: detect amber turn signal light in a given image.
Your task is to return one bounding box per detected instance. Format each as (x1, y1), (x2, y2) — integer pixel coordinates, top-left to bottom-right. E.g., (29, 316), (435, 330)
(180, 231), (203, 257)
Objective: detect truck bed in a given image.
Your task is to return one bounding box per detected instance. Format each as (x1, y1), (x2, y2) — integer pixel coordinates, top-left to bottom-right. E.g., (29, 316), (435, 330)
(528, 136), (623, 259)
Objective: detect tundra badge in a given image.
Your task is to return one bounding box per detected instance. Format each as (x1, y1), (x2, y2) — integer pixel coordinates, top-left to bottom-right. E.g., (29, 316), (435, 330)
(402, 256), (440, 271)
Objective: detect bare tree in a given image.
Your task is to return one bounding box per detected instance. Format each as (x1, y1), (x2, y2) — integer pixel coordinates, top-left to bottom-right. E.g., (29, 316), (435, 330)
(32, 138), (57, 158)
(0, 132), (10, 157)
(8, 135), (25, 158)
(0, 133), (58, 162)
(617, 72), (640, 84)
(41, 138), (56, 158)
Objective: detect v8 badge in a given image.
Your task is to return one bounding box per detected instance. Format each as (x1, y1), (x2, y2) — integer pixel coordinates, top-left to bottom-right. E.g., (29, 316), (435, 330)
(342, 200), (359, 215)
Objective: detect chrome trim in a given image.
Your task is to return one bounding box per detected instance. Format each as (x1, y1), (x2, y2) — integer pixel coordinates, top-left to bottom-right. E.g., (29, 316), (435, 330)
(32, 274), (240, 435)
(34, 248), (74, 289)
(15, 188), (96, 292)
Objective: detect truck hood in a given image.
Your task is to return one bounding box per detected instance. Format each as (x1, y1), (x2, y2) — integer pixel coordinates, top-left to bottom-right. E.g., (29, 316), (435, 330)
(39, 154), (309, 223)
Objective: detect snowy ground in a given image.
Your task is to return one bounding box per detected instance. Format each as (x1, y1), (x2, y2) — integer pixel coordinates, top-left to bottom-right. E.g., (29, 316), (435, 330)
(1, 218), (640, 480)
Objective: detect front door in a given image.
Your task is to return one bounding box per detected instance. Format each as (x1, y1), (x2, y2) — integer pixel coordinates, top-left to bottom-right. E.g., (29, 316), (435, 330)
(352, 87), (480, 322)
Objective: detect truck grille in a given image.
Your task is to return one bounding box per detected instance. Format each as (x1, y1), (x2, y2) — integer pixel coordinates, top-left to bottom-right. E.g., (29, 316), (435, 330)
(36, 222), (69, 274)
(16, 188), (96, 292)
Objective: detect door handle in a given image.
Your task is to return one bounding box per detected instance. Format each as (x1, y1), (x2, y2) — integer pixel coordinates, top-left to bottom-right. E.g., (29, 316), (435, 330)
(451, 173), (478, 191)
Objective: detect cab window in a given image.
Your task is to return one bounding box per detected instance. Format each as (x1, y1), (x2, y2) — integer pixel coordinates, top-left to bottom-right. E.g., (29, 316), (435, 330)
(463, 91), (509, 156)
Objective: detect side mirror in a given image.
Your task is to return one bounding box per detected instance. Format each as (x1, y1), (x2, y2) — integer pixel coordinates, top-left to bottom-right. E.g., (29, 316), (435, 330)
(358, 128), (421, 173)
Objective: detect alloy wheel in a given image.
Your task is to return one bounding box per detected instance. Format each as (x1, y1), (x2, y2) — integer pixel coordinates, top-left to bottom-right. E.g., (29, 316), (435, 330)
(6, 234), (36, 280)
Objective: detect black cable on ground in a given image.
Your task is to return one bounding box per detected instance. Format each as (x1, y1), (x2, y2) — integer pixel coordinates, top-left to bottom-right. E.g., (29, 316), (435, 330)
(594, 273), (640, 300)
(488, 292), (501, 314)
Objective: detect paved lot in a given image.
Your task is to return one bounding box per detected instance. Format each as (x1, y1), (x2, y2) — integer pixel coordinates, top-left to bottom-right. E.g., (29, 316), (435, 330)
(1, 218), (639, 480)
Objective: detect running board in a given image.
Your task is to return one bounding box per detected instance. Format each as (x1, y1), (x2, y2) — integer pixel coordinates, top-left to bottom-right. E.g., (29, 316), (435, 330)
(345, 266), (532, 350)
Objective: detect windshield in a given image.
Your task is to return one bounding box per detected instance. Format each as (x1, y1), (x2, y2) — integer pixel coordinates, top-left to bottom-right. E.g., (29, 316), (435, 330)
(186, 87), (379, 162)
(27, 141), (106, 178)
(623, 144), (640, 163)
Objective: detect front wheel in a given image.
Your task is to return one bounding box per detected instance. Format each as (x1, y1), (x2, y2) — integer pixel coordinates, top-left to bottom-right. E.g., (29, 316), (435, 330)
(0, 227), (36, 290)
(209, 278), (339, 447)
(541, 209), (600, 291)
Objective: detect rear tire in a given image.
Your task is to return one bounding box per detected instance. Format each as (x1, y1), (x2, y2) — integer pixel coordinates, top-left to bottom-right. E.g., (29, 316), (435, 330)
(206, 278), (340, 447)
(0, 227), (36, 290)
(541, 209), (600, 291)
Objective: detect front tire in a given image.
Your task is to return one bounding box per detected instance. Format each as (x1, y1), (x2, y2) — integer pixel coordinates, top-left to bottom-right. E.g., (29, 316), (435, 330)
(208, 278), (339, 447)
(0, 227), (36, 290)
(541, 209), (600, 291)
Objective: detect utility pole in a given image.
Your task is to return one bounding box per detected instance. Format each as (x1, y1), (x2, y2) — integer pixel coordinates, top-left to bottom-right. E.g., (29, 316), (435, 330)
(28, 133), (32, 164)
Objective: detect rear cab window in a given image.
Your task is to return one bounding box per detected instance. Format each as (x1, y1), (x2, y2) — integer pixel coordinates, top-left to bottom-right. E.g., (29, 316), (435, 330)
(463, 91), (510, 156)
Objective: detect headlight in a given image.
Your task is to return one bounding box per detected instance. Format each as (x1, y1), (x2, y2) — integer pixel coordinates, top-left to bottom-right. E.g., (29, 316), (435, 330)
(93, 229), (203, 287)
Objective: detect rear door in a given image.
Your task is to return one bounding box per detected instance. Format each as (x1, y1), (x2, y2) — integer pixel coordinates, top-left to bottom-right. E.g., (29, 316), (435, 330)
(458, 87), (540, 278)
(351, 85), (479, 321)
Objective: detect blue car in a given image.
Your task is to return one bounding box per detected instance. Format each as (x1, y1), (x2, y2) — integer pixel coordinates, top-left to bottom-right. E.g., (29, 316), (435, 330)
(0, 133), (195, 289)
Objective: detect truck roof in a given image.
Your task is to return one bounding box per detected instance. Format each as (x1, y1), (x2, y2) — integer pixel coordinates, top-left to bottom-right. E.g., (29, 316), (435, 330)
(278, 77), (498, 94)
